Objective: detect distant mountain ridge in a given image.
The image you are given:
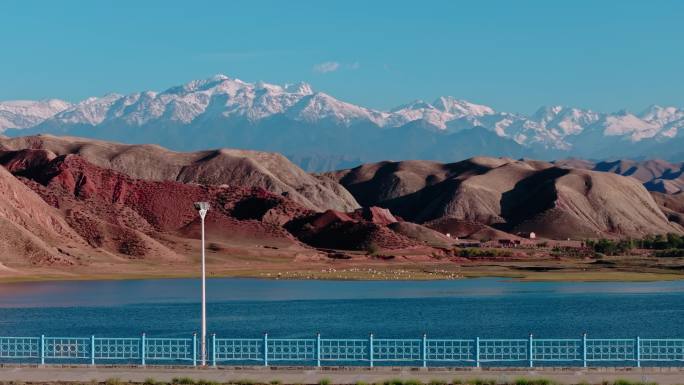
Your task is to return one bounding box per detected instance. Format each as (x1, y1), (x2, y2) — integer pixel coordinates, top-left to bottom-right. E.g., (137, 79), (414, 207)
(554, 158), (684, 194)
(2, 74), (684, 170)
(328, 158), (683, 239)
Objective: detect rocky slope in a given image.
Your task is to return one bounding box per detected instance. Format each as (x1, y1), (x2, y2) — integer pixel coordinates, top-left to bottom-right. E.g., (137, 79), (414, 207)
(0, 164), (86, 269)
(329, 158), (683, 239)
(0, 135), (359, 212)
(652, 192), (684, 227)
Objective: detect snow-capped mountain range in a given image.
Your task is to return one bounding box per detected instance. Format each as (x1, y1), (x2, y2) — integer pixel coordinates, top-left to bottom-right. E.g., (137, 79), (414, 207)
(0, 99), (72, 132)
(2, 74), (683, 169)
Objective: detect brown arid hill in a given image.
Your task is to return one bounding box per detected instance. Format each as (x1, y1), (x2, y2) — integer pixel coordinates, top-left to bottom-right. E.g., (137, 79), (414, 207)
(0, 148), (450, 279)
(0, 134), (359, 212)
(652, 191), (684, 227)
(328, 157), (683, 239)
(555, 158), (684, 194)
(423, 218), (524, 242)
(286, 210), (421, 251)
(0, 149), (324, 275)
(0, 164), (88, 270)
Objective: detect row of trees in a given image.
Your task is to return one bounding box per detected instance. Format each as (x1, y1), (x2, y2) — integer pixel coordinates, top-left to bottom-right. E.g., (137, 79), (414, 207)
(585, 239), (635, 256)
(637, 233), (684, 250)
(586, 233), (684, 257)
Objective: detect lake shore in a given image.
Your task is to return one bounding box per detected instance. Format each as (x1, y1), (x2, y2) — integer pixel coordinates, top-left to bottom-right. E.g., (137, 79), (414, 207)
(1, 255), (683, 283)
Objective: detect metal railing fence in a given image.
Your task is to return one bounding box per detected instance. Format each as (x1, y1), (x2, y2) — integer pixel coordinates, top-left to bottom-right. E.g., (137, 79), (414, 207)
(1, 334), (683, 367)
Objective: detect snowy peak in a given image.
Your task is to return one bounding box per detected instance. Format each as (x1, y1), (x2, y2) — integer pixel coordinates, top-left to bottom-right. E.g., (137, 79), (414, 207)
(531, 105), (600, 135)
(2, 74), (684, 156)
(389, 100), (451, 129)
(288, 92), (390, 126)
(391, 100), (433, 111)
(387, 97), (495, 130)
(639, 105), (684, 125)
(0, 99), (71, 131)
(432, 96), (495, 117)
(589, 106), (684, 142)
(52, 94), (123, 125)
(284, 82), (314, 95)
(37, 75), (366, 126)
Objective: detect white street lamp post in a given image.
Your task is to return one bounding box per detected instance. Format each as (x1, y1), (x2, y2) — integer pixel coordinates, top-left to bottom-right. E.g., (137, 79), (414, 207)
(194, 201), (210, 366)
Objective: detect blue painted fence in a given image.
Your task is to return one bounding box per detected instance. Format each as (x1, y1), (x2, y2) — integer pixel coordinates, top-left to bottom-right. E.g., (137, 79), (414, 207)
(1, 334), (683, 367)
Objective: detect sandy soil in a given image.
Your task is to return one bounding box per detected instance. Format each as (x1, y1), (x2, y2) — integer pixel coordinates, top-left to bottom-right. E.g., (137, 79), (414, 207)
(2, 365), (684, 385)
(1, 251), (683, 283)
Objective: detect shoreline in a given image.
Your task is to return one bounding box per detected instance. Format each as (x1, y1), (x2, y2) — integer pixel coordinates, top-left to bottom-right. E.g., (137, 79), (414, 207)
(1, 265), (683, 284)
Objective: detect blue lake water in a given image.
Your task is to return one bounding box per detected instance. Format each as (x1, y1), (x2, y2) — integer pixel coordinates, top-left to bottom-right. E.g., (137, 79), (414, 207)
(0, 278), (683, 339)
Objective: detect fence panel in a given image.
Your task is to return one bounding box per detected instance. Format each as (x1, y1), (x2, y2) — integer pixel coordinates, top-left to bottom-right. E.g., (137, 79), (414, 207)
(214, 338), (263, 362)
(640, 339), (684, 362)
(373, 339), (421, 362)
(586, 339), (636, 362)
(532, 339), (583, 362)
(425, 339), (474, 362)
(44, 337), (90, 360)
(319, 339), (368, 362)
(94, 338), (141, 360)
(478, 339), (528, 362)
(268, 338), (315, 362)
(144, 338), (194, 362)
(0, 337), (40, 359)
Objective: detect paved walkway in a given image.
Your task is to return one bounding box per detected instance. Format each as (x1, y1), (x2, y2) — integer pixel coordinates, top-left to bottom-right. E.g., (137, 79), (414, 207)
(1, 366), (684, 384)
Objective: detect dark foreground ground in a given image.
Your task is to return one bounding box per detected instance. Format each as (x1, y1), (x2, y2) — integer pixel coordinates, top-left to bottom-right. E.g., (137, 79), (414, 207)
(1, 366), (683, 385)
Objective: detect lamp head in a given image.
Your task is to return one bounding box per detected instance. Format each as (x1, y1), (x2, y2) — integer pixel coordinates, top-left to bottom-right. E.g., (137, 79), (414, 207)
(194, 202), (210, 211)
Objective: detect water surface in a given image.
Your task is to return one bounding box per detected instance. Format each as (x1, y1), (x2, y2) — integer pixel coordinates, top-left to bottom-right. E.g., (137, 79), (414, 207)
(0, 278), (682, 338)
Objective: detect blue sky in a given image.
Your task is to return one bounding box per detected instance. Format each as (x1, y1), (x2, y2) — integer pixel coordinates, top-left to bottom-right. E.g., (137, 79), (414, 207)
(1, 0), (682, 114)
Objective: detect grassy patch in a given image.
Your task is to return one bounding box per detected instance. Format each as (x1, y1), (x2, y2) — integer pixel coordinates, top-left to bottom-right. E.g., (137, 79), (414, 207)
(104, 378), (123, 385)
(231, 381), (256, 385)
(197, 381), (220, 385)
(172, 378), (196, 385)
(612, 380), (657, 385)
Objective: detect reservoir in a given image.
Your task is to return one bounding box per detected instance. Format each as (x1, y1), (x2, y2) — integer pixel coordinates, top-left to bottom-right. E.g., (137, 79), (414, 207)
(0, 278), (682, 339)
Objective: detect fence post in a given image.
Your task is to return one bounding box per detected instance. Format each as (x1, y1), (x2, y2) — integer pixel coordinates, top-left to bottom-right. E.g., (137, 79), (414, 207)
(636, 336), (641, 368)
(369, 333), (374, 368)
(316, 333), (321, 368)
(475, 337), (480, 368)
(91, 335), (96, 366)
(422, 333), (427, 368)
(582, 333), (587, 368)
(193, 333), (197, 367)
(528, 334), (534, 368)
(141, 333), (146, 366)
(212, 333), (217, 367)
(40, 334), (45, 365)
(263, 333), (269, 367)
